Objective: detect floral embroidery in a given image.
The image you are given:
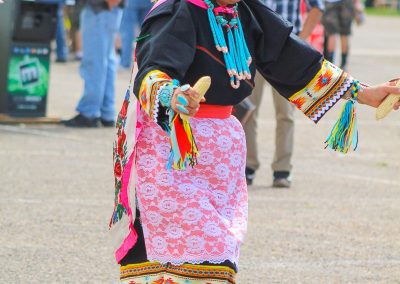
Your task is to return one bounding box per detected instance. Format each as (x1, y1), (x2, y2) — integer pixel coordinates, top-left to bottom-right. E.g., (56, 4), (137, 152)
(110, 89), (131, 227)
(289, 60), (354, 123)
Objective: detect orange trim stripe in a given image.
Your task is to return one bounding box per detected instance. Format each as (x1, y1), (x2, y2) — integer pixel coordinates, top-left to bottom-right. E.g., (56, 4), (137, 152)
(196, 45), (225, 66)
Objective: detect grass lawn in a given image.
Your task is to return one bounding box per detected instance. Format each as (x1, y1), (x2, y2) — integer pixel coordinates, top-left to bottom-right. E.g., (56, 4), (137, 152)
(365, 7), (400, 16)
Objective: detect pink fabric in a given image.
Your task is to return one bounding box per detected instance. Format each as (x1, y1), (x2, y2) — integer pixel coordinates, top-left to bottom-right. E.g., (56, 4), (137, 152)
(148, 0), (168, 14)
(120, 102), (143, 214)
(186, 0), (208, 9)
(120, 151), (135, 222)
(115, 102), (143, 263)
(146, 0), (234, 23)
(135, 110), (248, 265)
(186, 0), (235, 14)
(115, 229), (138, 263)
(214, 6), (235, 14)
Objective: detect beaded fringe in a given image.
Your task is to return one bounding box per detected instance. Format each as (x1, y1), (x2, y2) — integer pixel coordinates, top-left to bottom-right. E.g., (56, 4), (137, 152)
(325, 80), (360, 153)
(205, 0), (251, 89)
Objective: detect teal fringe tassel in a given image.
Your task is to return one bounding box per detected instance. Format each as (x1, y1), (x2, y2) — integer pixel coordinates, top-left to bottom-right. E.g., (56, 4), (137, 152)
(325, 80), (360, 153)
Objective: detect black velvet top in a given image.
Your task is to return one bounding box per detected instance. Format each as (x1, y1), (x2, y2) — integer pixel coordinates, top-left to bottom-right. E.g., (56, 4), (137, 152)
(134, 0), (323, 106)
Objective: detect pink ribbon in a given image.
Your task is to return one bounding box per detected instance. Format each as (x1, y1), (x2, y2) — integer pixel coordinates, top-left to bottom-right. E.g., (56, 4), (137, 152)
(186, 0), (235, 13)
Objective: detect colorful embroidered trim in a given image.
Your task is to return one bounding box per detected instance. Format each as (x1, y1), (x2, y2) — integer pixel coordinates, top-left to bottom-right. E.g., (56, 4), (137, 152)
(111, 89), (132, 227)
(110, 63), (141, 264)
(120, 261), (236, 284)
(138, 70), (172, 123)
(289, 60), (353, 123)
(325, 80), (360, 153)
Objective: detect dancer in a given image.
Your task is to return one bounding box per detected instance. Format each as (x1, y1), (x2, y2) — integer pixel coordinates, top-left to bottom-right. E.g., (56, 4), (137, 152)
(110, 0), (400, 282)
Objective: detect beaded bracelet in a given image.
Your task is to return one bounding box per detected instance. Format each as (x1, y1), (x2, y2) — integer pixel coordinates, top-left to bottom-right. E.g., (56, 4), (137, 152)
(343, 80), (363, 102)
(158, 79), (180, 108)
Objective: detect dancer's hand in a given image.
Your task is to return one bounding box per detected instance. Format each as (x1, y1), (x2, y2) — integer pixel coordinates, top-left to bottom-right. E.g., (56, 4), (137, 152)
(170, 84), (206, 117)
(358, 80), (400, 110)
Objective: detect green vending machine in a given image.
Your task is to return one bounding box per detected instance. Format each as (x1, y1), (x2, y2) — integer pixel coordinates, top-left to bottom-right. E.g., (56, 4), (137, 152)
(0, 0), (58, 118)
(7, 43), (51, 115)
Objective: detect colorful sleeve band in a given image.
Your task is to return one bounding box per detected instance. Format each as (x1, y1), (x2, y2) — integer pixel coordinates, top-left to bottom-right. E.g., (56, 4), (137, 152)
(289, 60), (362, 153)
(138, 70), (172, 126)
(289, 60), (353, 123)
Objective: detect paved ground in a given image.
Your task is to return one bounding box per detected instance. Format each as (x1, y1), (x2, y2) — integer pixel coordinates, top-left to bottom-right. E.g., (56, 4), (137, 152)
(1, 15), (400, 284)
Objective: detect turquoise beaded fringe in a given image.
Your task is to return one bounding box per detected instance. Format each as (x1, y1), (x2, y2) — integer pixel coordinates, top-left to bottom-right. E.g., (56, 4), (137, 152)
(325, 80), (360, 153)
(204, 0), (252, 89)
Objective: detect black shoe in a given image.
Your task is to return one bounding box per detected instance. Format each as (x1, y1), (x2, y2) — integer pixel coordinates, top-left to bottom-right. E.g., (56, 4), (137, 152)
(100, 119), (115, 127)
(272, 171), (292, 188)
(62, 114), (100, 128)
(245, 167), (256, 185)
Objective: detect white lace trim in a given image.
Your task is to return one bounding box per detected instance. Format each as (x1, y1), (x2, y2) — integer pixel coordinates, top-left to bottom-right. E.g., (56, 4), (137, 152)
(136, 192), (242, 266)
(146, 255), (239, 266)
(153, 81), (174, 124)
(152, 84), (162, 123)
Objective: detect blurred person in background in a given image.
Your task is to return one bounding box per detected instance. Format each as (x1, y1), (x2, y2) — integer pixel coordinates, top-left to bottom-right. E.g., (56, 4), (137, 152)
(244, 0), (324, 187)
(119, 0), (153, 69)
(301, 0), (325, 53)
(66, 0), (84, 60)
(63, 0), (124, 127)
(56, 2), (69, 62)
(322, 0), (364, 71)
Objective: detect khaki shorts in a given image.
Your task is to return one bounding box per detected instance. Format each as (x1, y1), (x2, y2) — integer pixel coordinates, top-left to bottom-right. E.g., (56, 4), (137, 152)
(322, 0), (355, 36)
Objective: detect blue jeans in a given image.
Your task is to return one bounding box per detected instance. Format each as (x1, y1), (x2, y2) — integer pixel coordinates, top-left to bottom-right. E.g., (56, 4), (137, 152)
(77, 6), (122, 121)
(119, 0), (152, 68)
(56, 4), (69, 60)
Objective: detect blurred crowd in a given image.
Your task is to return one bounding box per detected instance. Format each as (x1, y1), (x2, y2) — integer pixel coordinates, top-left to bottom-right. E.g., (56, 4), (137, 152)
(57, 0), (152, 127)
(55, 0), (151, 65)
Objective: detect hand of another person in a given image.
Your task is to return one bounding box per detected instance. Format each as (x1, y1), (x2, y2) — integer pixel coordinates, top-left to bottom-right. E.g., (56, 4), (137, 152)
(106, 0), (122, 9)
(170, 84), (206, 117)
(358, 80), (400, 110)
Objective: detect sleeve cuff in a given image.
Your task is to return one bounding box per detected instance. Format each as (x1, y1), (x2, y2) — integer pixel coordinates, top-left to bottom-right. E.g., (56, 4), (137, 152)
(288, 60), (354, 124)
(138, 70), (173, 127)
